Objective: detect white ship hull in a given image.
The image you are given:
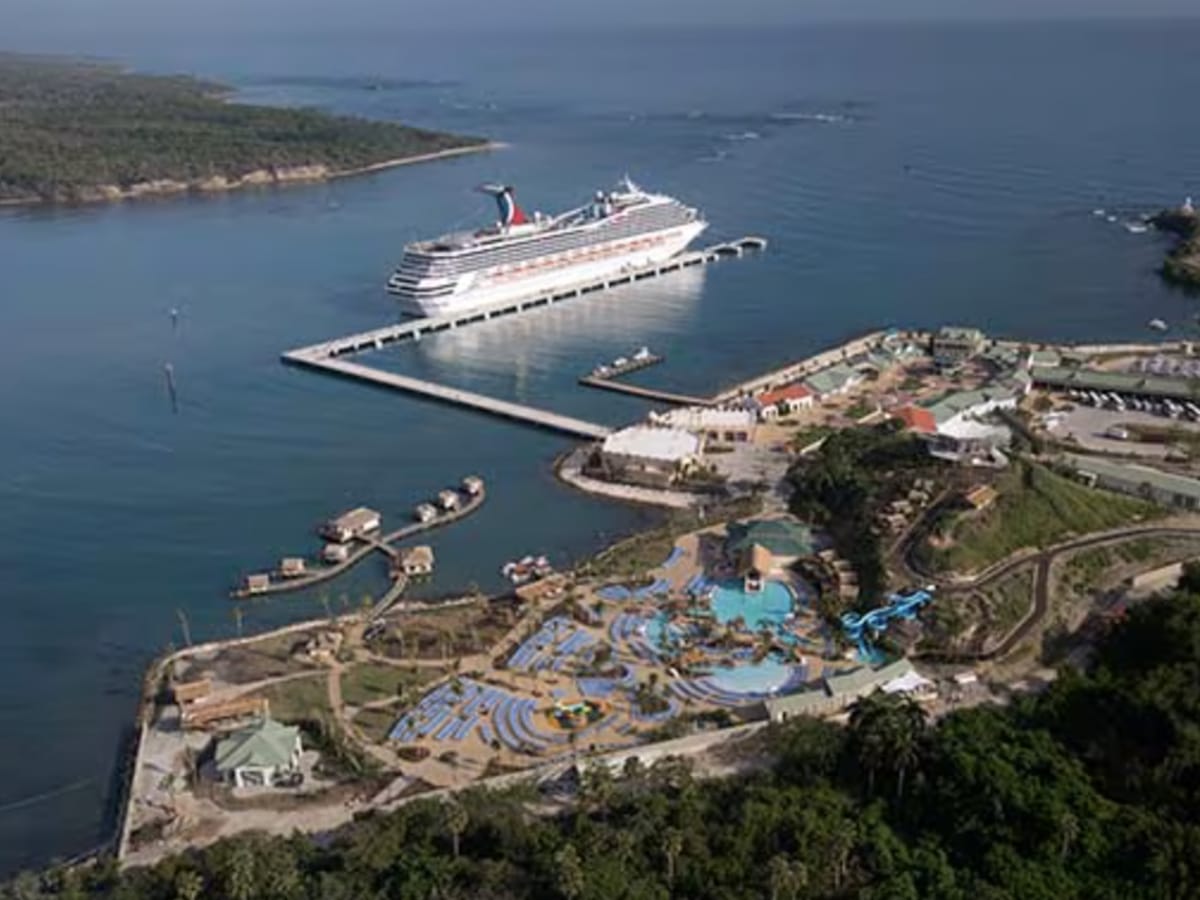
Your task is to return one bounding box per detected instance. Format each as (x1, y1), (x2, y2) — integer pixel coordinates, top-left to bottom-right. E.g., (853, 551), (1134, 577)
(396, 222), (706, 317)
(387, 179), (708, 318)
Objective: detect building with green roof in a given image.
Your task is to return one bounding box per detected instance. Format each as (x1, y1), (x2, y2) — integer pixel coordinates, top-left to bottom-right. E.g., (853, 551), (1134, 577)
(932, 326), (985, 369)
(803, 363), (863, 398)
(215, 716), (302, 788)
(1063, 454), (1200, 512)
(1032, 365), (1200, 403)
(761, 659), (920, 722)
(725, 518), (815, 559)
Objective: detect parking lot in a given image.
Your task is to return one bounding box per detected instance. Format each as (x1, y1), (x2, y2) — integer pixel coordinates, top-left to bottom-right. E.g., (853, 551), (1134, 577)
(1044, 402), (1200, 459)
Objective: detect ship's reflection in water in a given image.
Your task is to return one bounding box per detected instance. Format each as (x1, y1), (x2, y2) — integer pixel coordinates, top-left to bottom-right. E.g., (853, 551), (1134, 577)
(390, 265), (708, 414)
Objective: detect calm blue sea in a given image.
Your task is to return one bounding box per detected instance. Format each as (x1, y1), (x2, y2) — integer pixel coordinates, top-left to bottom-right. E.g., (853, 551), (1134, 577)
(1, 20), (1198, 873)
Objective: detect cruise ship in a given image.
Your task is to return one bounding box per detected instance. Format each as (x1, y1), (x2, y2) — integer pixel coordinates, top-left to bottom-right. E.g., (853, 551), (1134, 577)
(386, 178), (707, 317)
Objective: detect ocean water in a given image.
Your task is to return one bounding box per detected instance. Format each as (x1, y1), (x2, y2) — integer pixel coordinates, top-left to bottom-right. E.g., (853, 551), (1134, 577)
(2, 20), (1200, 872)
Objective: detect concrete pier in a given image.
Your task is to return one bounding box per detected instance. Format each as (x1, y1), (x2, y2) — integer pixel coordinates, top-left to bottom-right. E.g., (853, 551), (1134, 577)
(577, 375), (713, 407)
(284, 238), (764, 365)
(287, 354), (613, 440)
(282, 238), (764, 440)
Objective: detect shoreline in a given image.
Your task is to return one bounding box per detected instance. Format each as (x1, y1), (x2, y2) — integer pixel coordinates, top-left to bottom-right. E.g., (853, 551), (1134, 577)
(0, 141), (503, 210)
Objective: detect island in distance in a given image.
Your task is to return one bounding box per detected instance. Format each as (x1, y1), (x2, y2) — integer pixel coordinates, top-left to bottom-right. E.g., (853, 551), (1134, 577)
(0, 53), (492, 206)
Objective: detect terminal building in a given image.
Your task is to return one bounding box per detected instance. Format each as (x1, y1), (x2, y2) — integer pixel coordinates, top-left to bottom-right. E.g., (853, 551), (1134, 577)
(599, 425), (702, 487)
(649, 406), (757, 443)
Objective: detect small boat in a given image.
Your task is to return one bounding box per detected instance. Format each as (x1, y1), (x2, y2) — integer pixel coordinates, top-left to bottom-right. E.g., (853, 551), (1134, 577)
(1125, 222), (1149, 234)
(612, 356), (629, 368)
(501, 554), (553, 584)
(633, 346), (652, 361)
(1149, 318), (1168, 332)
(1092, 208), (1106, 217)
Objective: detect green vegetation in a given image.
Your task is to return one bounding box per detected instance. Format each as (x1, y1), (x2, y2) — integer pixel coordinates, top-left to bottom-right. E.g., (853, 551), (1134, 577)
(583, 497), (758, 579)
(788, 425), (835, 452)
(352, 706), (400, 744)
(787, 422), (942, 604)
(842, 400), (875, 421)
(254, 676), (330, 723)
(1154, 207), (1200, 289)
(20, 590), (1200, 897)
(340, 662), (432, 708)
(984, 567), (1035, 634)
(0, 53), (484, 203)
(926, 462), (1156, 574)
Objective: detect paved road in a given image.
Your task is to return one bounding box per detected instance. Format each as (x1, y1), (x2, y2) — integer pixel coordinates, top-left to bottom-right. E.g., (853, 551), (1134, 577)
(913, 524), (1200, 663)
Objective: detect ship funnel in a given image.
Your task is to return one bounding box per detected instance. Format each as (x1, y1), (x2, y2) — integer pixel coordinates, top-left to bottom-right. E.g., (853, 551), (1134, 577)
(478, 183), (528, 227)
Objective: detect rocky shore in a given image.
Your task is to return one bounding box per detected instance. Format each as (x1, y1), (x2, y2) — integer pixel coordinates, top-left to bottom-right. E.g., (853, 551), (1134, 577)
(1152, 203), (1200, 289)
(0, 143), (499, 208)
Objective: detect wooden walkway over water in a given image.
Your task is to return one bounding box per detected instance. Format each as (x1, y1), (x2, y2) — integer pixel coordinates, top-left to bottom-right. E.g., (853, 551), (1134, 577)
(232, 487), (487, 600)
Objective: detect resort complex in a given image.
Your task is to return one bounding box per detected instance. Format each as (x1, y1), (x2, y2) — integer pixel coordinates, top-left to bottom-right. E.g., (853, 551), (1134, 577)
(113, 320), (1200, 869)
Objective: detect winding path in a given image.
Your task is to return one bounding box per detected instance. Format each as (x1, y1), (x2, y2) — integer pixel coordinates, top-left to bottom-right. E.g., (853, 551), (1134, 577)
(913, 523), (1200, 663)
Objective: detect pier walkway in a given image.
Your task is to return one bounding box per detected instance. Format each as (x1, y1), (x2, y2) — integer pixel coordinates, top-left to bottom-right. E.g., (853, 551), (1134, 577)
(285, 238), (765, 366)
(281, 236), (765, 440)
(577, 375), (713, 407)
(287, 355), (613, 440)
(232, 488), (486, 600)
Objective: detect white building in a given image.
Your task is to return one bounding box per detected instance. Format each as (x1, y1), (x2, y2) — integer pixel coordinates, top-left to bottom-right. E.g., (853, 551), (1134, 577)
(754, 384), (815, 421)
(322, 507), (382, 543)
(649, 406), (756, 442)
(600, 426), (702, 487)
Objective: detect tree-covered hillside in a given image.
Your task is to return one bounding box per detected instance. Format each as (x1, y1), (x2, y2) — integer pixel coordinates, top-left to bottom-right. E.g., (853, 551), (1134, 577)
(12, 590), (1200, 898)
(0, 54), (485, 203)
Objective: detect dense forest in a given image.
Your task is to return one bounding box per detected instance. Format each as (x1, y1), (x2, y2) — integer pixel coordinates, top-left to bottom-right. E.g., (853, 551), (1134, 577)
(786, 422), (942, 605)
(0, 54), (484, 203)
(11, 589), (1200, 898)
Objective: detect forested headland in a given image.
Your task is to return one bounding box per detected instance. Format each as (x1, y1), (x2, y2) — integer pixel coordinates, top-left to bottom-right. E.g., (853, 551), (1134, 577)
(1153, 206), (1200, 289)
(10, 588), (1200, 898)
(0, 53), (488, 205)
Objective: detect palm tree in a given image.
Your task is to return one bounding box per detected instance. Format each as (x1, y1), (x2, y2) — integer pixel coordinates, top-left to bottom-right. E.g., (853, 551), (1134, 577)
(847, 691), (926, 799)
(443, 800), (469, 858)
(767, 854), (806, 900)
(580, 762), (616, 819)
(555, 843), (586, 900)
(172, 871), (204, 900)
(1058, 810), (1080, 862)
(222, 842), (257, 900)
(662, 828), (684, 888)
(175, 608), (192, 647)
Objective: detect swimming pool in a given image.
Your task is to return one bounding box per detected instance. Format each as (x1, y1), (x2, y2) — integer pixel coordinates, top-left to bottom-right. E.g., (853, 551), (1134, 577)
(710, 579), (795, 629)
(708, 658), (795, 694)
